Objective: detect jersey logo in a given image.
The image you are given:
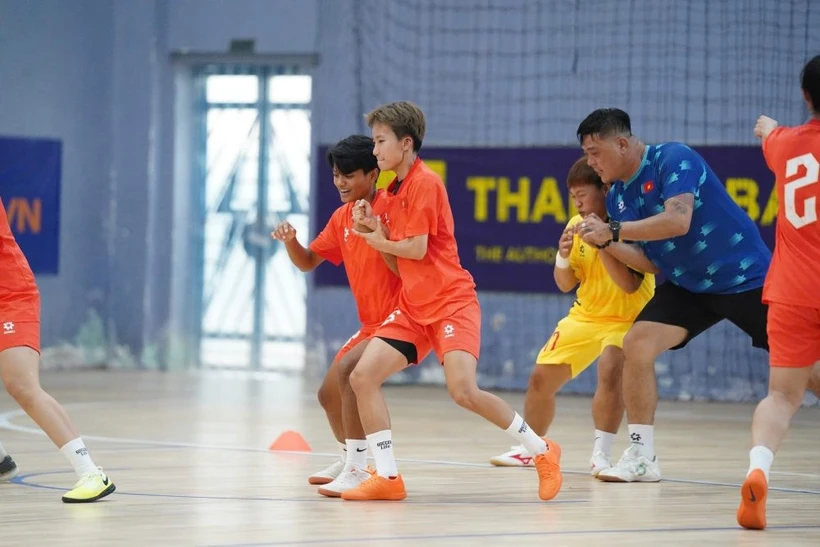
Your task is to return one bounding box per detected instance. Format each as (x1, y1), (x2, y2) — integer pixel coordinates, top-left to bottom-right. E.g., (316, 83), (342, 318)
(618, 199), (626, 213)
(641, 180), (655, 194)
(343, 227), (350, 242)
(2, 322), (14, 335)
(579, 244), (585, 257)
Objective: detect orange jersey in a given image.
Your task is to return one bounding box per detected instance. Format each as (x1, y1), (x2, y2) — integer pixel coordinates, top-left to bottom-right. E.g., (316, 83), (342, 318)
(761, 119), (820, 309)
(0, 198), (38, 302)
(385, 158), (476, 325)
(309, 190), (400, 329)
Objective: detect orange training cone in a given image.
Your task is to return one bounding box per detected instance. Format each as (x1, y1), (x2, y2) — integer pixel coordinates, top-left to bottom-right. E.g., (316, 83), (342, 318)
(268, 430), (312, 452)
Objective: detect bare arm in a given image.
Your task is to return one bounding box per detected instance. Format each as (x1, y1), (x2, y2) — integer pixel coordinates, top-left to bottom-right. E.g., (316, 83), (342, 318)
(374, 235), (428, 261)
(352, 199), (428, 260)
(597, 247), (645, 293)
(553, 225), (578, 293)
(380, 252), (400, 276)
(619, 193), (694, 241)
(272, 221), (325, 272)
(600, 242), (660, 274)
(554, 264), (579, 293)
(283, 240), (325, 272)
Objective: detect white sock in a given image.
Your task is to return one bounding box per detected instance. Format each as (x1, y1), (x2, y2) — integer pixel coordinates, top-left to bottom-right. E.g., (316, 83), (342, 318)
(338, 441), (347, 463)
(58, 438), (98, 478)
(593, 430), (616, 458)
(628, 424), (655, 459)
(747, 445), (774, 483)
(0, 442), (7, 458)
(505, 413), (548, 455)
(345, 439), (369, 471)
(367, 430), (398, 478)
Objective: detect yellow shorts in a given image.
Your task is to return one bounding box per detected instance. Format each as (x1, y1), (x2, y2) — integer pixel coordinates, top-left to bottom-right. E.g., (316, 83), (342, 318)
(536, 316), (632, 378)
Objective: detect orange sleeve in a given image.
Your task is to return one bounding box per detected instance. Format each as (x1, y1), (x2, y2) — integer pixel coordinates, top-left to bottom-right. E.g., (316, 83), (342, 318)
(403, 175), (440, 238)
(308, 210), (344, 266)
(762, 126), (786, 173)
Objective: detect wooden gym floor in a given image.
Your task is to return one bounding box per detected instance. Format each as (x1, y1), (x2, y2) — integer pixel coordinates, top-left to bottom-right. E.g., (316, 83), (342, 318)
(0, 369), (818, 546)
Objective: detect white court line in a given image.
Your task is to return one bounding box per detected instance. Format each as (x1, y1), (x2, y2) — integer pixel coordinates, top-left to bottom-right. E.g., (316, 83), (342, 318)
(2, 404), (819, 492)
(771, 471), (820, 479)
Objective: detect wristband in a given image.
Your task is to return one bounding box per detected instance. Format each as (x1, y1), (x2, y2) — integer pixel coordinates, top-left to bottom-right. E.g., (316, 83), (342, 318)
(555, 254), (570, 269)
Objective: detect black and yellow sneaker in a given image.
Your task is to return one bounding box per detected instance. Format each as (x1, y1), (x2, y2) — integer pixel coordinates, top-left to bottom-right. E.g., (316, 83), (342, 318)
(61, 468), (116, 503)
(0, 455), (18, 481)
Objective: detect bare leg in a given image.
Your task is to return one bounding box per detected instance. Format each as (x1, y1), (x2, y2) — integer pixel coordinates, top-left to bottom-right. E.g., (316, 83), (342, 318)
(592, 346), (625, 434)
(0, 347), (79, 447)
(317, 359), (345, 443)
(522, 364), (572, 436)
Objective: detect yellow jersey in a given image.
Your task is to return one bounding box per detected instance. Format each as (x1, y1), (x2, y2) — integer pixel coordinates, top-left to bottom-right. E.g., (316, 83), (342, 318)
(565, 215), (654, 322)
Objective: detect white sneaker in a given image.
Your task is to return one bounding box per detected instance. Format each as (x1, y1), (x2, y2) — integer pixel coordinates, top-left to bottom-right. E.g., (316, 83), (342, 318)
(317, 467), (373, 497)
(308, 460), (345, 485)
(589, 450), (611, 477)
(489, 444), (535, 467)
(596, 444), (661, 482)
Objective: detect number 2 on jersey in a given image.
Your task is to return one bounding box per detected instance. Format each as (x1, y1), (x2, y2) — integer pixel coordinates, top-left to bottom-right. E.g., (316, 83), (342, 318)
(784, 152), (819, 229)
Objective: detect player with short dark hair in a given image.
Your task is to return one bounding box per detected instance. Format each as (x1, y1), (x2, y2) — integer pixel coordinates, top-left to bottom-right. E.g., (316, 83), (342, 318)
(575, 107), (772, 483)
(272, 134), (429, 497)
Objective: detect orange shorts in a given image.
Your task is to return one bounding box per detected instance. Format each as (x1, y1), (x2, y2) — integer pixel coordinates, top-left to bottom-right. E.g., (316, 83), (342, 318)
(334, 326), (377, 364)
(0, 320), (40, 354)
(767, 302), (820, 368)
(374, 300), (481, 364)
(0, 295), (41, 354)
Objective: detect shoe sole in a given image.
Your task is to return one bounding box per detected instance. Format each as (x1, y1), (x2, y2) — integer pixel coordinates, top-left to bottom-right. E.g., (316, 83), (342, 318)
(737, 470), (767, 530)
(308, 476), (335, 485)
(489, 459), (533, 467)
(596, 473), (662, 483)
(0, 469), (19, 482)
(341, 491), (407, 501)
(62, 483), (116, 504)
(317, 486), (342, 498)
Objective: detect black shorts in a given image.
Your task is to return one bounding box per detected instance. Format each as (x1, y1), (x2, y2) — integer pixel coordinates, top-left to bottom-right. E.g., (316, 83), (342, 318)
(378, 337), (418, 365)
(635, 281), (769, 351)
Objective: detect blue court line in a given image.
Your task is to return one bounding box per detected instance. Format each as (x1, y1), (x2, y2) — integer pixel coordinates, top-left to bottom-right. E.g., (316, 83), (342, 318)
(10, 470), (587, 506)
(209, 523), (820, 547)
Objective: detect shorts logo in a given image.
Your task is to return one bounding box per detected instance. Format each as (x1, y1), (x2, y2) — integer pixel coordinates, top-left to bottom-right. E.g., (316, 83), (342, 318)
(443, 324), (455, 338)
(2, 322), (14, 335)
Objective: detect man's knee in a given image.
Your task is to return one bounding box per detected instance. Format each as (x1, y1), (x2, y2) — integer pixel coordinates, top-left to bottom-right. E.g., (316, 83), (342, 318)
(623, 325), (666, 365)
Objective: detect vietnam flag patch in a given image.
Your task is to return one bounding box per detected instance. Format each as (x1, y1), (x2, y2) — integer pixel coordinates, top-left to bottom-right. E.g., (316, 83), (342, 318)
(642, 180), (655, 194)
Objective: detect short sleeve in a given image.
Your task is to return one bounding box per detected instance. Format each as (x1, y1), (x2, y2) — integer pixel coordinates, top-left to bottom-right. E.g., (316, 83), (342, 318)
(308, 210), (344, 266)
(761, 126), (787, 173)
(656, 143), (701, 200)
(403, 175), (440, 238)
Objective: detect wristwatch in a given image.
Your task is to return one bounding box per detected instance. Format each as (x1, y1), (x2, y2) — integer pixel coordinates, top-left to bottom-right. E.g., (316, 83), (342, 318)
(609, 220), (621, 243)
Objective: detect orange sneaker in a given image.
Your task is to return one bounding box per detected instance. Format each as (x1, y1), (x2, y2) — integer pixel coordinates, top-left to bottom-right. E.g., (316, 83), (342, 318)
(534, 439), (563, 501)
(737, 469), (768, 530)
(341, 473), (407, 501)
